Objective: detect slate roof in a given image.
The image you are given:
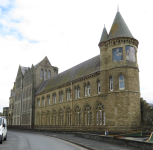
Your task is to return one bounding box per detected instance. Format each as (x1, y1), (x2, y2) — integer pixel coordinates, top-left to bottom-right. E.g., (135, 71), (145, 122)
(21, 66), (28, 75)
(36, 55), (100, 94)
(107, 11), (134, 40)
(99, 26), (108, 43)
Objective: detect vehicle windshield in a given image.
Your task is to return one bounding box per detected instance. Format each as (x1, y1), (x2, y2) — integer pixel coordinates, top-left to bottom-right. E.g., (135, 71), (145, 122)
(0, 118), (1, 126)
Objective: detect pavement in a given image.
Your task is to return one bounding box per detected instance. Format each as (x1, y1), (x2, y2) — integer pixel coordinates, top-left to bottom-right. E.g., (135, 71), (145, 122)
(16, 130), (141, 150)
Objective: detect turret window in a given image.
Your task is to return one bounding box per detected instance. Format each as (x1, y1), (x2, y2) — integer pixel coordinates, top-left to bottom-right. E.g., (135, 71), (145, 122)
(119, 75), (124, 89)
(110, 77), (113, 91)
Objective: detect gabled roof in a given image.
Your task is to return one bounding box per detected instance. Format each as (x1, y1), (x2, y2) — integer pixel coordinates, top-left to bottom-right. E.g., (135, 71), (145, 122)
(99, 26), (108, 43)
(34, 60), (42, 68)
(21, 66), (28, 75)
(108, 11), (134, 40)
(36, 55), (100, 94)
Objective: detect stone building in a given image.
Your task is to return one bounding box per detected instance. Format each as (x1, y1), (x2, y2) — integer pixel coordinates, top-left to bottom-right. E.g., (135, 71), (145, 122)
(34, 10), (141, 129)
(8, 83), (15, 125)
(12, 56), (58, 126)
(3, 107), (9, 123)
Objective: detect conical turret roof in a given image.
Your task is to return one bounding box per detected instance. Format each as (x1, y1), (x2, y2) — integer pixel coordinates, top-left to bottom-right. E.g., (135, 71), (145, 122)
(108, 11), (134, 40)
(99, 26), (108, 43)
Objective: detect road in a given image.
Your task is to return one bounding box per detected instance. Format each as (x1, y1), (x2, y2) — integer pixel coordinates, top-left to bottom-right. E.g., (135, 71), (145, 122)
(0, 131), (86, 150)
(0, 131), (139, 150)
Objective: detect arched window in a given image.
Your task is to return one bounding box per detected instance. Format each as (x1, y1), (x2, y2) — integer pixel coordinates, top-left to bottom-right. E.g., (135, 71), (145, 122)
(67, 89), (71, 100)
(37, 98), (40, 107)
(42, 97), (45, 106)
(59, 109), (64, 125)
(53, 93), (56, 104)
(75, 87), (78, 99)
(29, 99), (31, 109)
(110, 77), (113, 91)
(26, 100), (28, 110)
(52, 110), (57, 125)
(66, 108), (71, 125)
(44, 70), (47, 80)
(47, 95), (50, 105)
(98, 81), (101, 93)
(26, 88), (28, 98)
(88, 84), (90, 96)
(96, 103), (105, 125)
(119, 75), (124, 89)
(40, 69), (43, 79)
(85, 85), (87, 96)
(78, 87), (80, 98)
(48, 70), (51, 79)
(59, 91), (63, 102)
(75, 106), (81, 125)
(84, 105), (92, 125)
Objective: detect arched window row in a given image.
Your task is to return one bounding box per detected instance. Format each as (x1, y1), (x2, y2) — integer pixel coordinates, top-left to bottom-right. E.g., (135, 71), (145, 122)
(40, 69), (51, 80)
(36, 103), (105, 126)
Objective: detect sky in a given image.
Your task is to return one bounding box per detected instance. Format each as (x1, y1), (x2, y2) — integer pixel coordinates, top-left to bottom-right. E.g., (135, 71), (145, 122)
(0, 0), (153, 112)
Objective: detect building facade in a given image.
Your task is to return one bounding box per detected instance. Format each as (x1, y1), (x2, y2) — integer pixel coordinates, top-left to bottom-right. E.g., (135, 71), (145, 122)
(7, 10), (142, 130)
(10, 57), (58, 126)
(34, 11), (141, 128)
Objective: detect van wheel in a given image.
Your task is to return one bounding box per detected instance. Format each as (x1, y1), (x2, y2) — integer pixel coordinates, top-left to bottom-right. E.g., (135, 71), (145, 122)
(0, 135), (3, 144)
(4, 134), (7, 141)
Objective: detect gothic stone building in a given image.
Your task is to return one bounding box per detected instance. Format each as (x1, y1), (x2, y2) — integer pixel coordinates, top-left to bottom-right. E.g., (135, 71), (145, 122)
(12, 57), (58, 126)
(35, 11), (141, 128)
(9, 11), (141, 129)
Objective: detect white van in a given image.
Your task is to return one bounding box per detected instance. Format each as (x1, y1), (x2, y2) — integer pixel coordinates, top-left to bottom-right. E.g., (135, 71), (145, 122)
(0, 117), (7, 144)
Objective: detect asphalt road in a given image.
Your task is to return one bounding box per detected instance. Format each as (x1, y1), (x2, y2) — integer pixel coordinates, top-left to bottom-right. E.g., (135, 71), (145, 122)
(0, 131), (139, 150)
(0, 131), (86, 150)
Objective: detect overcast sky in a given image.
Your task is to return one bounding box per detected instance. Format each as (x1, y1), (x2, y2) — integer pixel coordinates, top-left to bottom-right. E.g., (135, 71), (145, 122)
(0, 0), (153, 112)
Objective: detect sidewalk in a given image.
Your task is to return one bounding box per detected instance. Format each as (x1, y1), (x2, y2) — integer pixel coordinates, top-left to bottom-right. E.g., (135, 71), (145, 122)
(21, 130), (140, 150)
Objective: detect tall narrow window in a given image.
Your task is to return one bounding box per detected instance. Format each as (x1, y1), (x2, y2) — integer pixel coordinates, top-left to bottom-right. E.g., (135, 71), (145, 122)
(75, 88), (77, 99)
(66, 108), (71, 125)
(110, 77), (113, 91)
(84, 105), (92, 125)
(78, 87), (80, 98)
(85, 85), (87, 96)
(40, 69), (43, 79)
(47, 95), (50, 105)
(61, 92), (63, 102)
(88, 84), (90, 96)
(98, 81), (101, 93)
(48, 70), (51, 79)
(44, 70), (47, 80)
(96, 103), (105, 125)
(75, 106), (81, 125)
(119, 75), (124, 89)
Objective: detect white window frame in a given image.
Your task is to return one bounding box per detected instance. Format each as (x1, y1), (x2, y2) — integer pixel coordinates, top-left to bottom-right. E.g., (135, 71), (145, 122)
(119, 75), (124, 90)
